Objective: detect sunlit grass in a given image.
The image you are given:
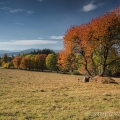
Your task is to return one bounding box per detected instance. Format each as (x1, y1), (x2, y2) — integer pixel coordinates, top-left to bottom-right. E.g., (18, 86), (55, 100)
(0, 69), (120, 120)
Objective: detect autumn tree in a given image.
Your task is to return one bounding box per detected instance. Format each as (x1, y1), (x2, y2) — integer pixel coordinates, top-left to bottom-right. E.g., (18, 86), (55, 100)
(13, 56), (22, 68)
(35, 54), (47, 71)
(20, 54), (36, 70)
(28, 54), (36, 70)
(46, 53), (58, 72)
(61, 24), (96, 75)
(91, 7), (120, 76)
(2, 62), (14, 69)
(57, 49), (77, 73)
(59, 7), (120, 76)
(20, 56), (30, 70)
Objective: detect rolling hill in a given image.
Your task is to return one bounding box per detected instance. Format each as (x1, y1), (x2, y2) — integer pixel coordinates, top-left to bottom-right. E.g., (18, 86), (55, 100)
(0, 49), (60, 57)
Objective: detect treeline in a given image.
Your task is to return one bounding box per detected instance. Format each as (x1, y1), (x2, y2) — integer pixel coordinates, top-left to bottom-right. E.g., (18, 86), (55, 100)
(30, 49), (54, 55)
(0, 47), (120, 77)
(0, 49), (58, 72)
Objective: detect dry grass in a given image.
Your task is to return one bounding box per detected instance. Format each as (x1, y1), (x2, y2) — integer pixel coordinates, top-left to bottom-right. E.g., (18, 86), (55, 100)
(0, 69), (120, 120)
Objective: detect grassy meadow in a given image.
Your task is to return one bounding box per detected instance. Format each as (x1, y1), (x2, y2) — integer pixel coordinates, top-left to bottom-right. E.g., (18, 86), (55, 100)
(0, 69), (120, 120)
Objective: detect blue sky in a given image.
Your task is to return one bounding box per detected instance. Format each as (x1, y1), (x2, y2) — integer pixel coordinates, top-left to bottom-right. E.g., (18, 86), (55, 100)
(0, 0), (119, 51)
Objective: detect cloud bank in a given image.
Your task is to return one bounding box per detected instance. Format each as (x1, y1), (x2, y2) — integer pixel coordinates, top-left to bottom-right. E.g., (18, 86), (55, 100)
(1, 7), (34, 15)
(0, 40), (58, 45)
(10, 9), (24, 13)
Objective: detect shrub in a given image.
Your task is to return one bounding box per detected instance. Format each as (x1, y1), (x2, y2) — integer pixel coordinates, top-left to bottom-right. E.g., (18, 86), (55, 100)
(71, 70), (81, 75)
(112, 72), (120, 77)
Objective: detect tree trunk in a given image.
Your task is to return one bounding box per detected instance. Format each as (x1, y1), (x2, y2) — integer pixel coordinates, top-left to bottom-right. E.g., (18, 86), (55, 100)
(82, 54), (91, 76)
(99, 65), (106, 76)
(80, 51), (92, 76)
(99, 48), (109, 76)
(91, 54), (97, 76)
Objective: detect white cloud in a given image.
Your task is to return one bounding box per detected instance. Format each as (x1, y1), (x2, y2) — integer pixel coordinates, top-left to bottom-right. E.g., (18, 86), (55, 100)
(0, 40), (58, 45)
(81, 2), (97, 12)
(27, 11), (34, 15)
(1, 7), (34, 15)
(10, 9), (24, 13)
(50, 36), (63, 39)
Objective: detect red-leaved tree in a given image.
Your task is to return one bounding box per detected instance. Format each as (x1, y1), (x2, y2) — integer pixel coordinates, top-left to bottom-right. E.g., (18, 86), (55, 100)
(58, 7), (120, 76)
(13, 56), (22, 69)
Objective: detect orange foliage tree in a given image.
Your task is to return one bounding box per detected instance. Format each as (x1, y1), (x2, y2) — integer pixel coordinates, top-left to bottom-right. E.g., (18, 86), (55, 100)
(58, 7), (120, 76)
(58, 24), (97, 75)
(20, 56), (31, 70)
(12, 56), (22, 69)
(91, 7), (120, 76)
(57, 49), (76, 72)
(20, 54), (35, 70)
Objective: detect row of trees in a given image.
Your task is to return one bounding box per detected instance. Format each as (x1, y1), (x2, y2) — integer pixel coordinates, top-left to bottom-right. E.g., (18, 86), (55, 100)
(0, 47), (120, 77)
(0, 49), (59, 72)
(0, 53), (58, 72)
(57, 7), (120, 76)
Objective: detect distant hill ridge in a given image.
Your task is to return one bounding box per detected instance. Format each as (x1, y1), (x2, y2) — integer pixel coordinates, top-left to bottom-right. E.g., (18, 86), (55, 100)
(0, 49), (60, 57)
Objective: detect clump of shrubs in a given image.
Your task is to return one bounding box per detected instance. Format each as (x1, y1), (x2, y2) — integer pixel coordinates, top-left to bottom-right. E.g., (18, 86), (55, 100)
(71, 70), (81, 75)
(112, 72), (120, 78)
